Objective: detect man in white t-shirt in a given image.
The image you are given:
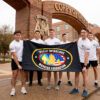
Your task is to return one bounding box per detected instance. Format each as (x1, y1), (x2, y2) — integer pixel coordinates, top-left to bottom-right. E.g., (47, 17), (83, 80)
(9, 31), (27, 96)
(44, 29), (60, 90)
(29, 31), (44, 86)
(57, 33), (73, 88)
(88, 32), (100, 87)
(70, 29), (91, 97)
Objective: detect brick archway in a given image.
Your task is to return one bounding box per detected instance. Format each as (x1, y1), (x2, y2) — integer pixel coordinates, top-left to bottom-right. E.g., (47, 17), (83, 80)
(43, 1), (88, 33)
(3, 0), (88, 38)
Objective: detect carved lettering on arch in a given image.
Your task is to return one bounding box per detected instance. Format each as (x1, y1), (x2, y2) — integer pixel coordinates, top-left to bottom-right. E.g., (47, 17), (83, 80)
(54, 3), (66, 12)
(54, 2), (88, 27)
(54, 3), (77, 17)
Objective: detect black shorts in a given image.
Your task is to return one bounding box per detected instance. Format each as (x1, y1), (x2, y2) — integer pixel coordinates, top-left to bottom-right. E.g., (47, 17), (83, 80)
(80, 63), (89, 69)
(88, 61), (98, 67)
(11, 59), (22, 70)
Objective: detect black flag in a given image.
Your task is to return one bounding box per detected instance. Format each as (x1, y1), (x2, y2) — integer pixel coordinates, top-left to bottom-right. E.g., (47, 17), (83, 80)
(22, 40), (81, 72)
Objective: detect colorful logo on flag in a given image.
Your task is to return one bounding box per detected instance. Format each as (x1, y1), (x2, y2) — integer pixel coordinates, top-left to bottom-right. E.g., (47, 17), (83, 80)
(32, 48), (73, 71)
(39, 53), (65, 66)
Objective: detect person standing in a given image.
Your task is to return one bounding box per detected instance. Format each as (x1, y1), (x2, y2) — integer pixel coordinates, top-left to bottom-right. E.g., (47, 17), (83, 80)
(57, 33), (73, 89)
(9, 31), (27, 96)
(29, 30), (44, 86)
(88, 32), (100, 87)
(44, 29), (61, 90)
(70, 29), (91, 97)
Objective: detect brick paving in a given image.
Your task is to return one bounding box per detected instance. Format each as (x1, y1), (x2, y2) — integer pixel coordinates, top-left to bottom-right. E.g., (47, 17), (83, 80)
(0, 63), (100, 100)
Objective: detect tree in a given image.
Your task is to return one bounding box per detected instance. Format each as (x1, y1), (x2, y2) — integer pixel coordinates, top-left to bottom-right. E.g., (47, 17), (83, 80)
(0, 25), (13, 62)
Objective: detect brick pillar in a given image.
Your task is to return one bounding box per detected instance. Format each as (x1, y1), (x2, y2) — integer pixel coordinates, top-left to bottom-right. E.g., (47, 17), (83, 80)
(42, 2), (52, 30)
(42, 11), (52, 29)
(16, 6), (30, 39)
(16, 0), (42, 39)
(28, 0), (42, 39)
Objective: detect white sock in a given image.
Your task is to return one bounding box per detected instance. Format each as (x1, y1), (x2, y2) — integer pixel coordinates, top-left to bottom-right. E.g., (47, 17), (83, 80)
(94, 80), (98, 83)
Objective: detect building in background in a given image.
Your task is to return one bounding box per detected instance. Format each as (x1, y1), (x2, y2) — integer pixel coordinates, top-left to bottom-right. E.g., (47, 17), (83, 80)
(52, 21), (78, 41)
(52, 22), (100, 63)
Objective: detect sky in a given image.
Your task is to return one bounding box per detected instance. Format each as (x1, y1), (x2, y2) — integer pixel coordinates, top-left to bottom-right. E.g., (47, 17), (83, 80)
(0, 0), (100, 30)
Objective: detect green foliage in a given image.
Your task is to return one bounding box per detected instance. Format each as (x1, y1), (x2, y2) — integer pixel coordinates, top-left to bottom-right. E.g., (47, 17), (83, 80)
(0, 25), (13, 62)
(0, 34), (13, 53)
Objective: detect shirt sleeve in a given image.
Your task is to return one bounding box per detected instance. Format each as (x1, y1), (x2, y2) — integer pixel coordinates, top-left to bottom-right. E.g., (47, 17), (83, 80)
(9, 42), (16, 53)
(96, 41), (100, 48)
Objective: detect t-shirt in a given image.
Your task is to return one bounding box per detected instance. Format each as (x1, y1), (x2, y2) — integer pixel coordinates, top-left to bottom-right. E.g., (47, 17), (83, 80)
(61, 41), (70, 44)
(44, 37), (60, 45)
(31, 38), (44, 44)
(9, 40), (23, 62)
(89, 40), (100, 61)
(77, 38), (91, 63)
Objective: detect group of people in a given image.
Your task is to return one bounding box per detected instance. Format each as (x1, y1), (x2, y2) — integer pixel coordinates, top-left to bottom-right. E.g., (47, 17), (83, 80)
(9, 28), (100, 97)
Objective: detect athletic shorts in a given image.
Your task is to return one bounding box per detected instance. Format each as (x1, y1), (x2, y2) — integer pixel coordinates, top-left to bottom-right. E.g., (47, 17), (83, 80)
(88, 61), (98, 67)
(11, 59), (22, 70)
(80, 63), (89, 69)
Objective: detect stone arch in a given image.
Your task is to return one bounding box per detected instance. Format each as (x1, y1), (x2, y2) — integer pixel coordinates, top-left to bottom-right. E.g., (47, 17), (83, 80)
(3, 0), (89, 38)
(43, 1), (88, 33)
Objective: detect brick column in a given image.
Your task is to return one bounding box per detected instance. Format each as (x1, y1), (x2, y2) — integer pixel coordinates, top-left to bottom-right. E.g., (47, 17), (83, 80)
(16, 0), (42, 39)
(16, 6), (30, 39)
(28, 0), (42, 39)
(42, 2), (52, 30)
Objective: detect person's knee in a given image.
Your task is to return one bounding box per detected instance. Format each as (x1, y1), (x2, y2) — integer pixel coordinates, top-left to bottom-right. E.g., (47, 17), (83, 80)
(93, 67), (97, 71)
(12, 74), (17, 79)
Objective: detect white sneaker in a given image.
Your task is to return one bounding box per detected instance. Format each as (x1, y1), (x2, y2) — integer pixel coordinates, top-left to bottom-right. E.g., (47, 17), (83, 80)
(10, 88), (16, 96)
(46, 85), (52, 90)
(21, 87), (27, 94)
(55, 85), (60, 90)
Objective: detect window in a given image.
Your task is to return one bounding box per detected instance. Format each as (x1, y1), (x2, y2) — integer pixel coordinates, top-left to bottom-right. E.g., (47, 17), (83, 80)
(65, 24), (69, 29)
(56, 27), (60, 31)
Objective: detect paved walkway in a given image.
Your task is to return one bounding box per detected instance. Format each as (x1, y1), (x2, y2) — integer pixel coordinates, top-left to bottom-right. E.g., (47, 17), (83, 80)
(0, 63), (100, 100)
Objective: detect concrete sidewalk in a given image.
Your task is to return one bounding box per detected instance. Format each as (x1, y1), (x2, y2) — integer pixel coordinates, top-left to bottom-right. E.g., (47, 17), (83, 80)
(0, 63), (100, 100)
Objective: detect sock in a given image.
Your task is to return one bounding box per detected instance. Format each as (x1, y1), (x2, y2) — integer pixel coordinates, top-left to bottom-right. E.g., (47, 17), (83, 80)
(94, 80), (98, 83)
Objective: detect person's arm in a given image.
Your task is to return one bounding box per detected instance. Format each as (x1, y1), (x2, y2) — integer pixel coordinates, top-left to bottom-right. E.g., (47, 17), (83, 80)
(84, 51), (89, 66)
(9, 42), (22, 69)
(82, 51), (89, 71)
(96, 41), (100, 60)
(11, 52), (22, 69)
(83, 42), (90, 70)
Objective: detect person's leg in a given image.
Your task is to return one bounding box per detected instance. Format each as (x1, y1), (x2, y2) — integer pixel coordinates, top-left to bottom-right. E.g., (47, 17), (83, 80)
(20, 70), (27, 86)
(91, 61), (98, 87)
(69, 72), (79, 94)
(59, 72), (62, 81)
(29, 71), (33, 86)
(82, 70), (88, 90)
(54, 72), (58, 85)
(54, 72), (59, 90)
(25, 71), (28, 83)
(37, 71), (43, 86)
(20, 70), (27, 94)
(81, 69), (88, 97)
(93, 67), (98, 86)
(47, 72), (51, 85)
(11, 70), (19, 88)
(67, 72), (70, 80)
(67, 72), (72, 86)
(75, 72), (80, 89)
(57, 72), (62, 86)
(10, 70), (19, 96)
(46, 72), (51, 90)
